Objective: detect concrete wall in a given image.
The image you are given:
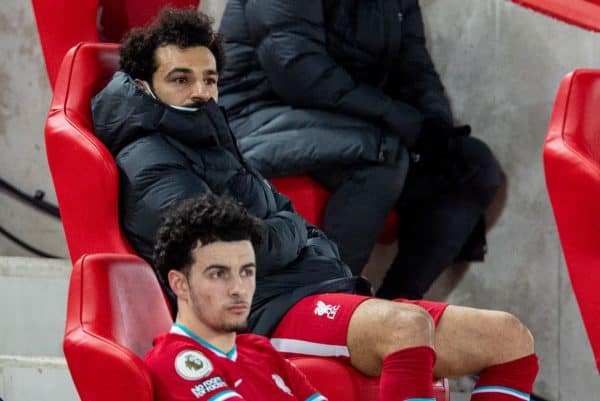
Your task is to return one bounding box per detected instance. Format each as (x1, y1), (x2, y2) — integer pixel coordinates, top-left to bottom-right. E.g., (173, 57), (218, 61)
(0, 0), (67, 258)
(1, 0), (599, 399)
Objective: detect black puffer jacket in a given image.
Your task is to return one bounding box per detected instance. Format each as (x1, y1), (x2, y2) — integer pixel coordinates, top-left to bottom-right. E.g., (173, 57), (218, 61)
(219, 0), (451, 177)
(92, 72), (370, 335)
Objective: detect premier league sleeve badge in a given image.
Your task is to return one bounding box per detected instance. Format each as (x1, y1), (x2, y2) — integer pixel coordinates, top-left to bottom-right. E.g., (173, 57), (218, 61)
(174, 350), (213, 380)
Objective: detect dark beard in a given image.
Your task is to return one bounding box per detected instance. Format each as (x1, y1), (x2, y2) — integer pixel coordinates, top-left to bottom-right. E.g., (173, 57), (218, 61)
(222, 321), (248, 334)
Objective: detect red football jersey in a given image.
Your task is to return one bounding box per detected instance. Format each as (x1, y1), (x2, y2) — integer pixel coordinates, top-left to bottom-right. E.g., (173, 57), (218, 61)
(144, 323), (328, 401)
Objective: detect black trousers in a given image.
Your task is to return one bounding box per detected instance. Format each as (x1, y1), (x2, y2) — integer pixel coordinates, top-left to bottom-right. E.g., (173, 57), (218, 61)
(311, 136), (502, 299)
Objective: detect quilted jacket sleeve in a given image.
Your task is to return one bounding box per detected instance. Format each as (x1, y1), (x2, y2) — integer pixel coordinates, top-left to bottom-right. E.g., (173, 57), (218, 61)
(252, 184), (308, 277)
(117, 143), (213, 262)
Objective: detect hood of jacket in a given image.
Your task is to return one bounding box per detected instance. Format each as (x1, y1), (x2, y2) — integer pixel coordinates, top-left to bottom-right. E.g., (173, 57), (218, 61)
(92, 71), (236, 155)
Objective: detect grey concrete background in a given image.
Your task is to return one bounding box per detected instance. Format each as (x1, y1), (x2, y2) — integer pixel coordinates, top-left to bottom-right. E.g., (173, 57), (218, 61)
(0, 0), (67, 258)
(1, 0), (600, 399)
(0, 257), (71, 357)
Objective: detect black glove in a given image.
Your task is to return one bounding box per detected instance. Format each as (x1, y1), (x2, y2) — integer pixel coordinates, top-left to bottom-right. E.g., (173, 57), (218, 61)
(412, 118), (471, 163)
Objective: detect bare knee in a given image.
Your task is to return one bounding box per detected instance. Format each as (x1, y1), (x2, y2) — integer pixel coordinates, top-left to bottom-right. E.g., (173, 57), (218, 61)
(347, 300), (436, 376)
(384, 305), (435, 352)
(496, 311), (535, 358)
(350, 301), (435, 358)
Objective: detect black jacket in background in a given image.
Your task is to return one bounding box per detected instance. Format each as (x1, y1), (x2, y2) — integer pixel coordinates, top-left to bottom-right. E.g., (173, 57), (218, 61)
(219, 0), (451, 177)
(91, 72), (370, 335)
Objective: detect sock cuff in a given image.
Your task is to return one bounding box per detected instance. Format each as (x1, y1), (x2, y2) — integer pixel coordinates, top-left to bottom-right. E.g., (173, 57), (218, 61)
(383, 346), (436, 369)
(380, 346), (436, 400)
(475, 353), (539, 394)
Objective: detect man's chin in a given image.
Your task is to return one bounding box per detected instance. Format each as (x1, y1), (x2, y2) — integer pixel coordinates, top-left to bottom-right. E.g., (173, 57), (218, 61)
(222, 320), (248, 333)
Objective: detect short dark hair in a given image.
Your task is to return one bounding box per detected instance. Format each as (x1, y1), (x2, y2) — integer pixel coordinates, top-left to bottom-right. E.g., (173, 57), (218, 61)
(119, 7), (225, 81)
(153, 193), (263, 282)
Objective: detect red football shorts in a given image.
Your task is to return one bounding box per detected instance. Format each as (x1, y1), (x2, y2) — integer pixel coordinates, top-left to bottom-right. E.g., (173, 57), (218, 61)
(270, 293), (448, 362)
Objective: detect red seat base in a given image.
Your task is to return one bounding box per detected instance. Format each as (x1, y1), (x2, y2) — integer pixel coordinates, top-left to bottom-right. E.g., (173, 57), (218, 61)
(270, 176), (399, 244)
(291, 356), (449, 401)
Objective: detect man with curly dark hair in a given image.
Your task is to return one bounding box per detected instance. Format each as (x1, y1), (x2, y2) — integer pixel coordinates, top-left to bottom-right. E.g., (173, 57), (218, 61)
(92, 7), (538, 401)
(145, 193), (328, 401)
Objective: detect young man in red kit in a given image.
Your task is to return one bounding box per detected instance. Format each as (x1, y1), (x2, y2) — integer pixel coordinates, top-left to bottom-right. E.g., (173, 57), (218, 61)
(93, 8), (539, 400)
(145, 194), (327, 401)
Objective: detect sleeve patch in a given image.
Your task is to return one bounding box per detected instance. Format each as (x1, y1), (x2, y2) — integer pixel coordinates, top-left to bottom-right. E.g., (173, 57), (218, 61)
(190, 376), (227, 398)
(175, 350), (213, 380)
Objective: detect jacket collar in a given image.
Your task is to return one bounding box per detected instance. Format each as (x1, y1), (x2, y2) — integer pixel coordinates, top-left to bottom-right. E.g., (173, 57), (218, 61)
(92, 71), (236, 155)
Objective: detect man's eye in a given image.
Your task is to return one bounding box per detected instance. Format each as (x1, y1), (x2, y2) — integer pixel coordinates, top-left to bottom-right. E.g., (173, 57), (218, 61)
(210, 270), (225, 279)
(241, 268), (255, 278)
(204, 78), (217, 85)
(174, 77), (188, 84)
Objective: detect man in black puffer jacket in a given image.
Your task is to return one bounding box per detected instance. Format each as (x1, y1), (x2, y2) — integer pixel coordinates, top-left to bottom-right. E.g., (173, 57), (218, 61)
(218, 0), (502, 299)
(92, 8), (538, 400)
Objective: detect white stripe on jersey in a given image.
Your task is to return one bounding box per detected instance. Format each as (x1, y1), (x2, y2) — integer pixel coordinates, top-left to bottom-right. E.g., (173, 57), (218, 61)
(270, 338), (350, 358)
(208, 389), (243, 401)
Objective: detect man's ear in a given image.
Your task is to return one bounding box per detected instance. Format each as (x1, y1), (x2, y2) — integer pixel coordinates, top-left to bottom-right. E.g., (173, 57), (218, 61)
(168, 270), (189, 302)
(135, 79), (159, 101)
(133, 78), (149, 90)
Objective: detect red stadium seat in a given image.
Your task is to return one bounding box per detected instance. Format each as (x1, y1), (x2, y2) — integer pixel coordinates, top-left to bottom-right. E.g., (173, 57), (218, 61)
(270, 176), (400, 244)
(49, 43), (449, 399)
(45, 42), (135, 264)
(31, 0), (101, 89)
(544, 69), (600, 374)
(31, 0), (199, 89)
(98, 0), (200, 43)
(290, 356), (449, 401)
(510, 0), (600, 33)
(63, 254), (172, 401)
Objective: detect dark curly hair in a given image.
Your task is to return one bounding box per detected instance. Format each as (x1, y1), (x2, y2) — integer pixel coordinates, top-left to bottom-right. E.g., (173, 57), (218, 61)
(119, 7), (225, 81)
(153, 193), (263, 283)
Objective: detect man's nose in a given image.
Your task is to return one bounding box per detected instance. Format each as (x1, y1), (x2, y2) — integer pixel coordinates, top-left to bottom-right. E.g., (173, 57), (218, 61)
(191, 81), (211, 101)
(229, 275), (246, 296)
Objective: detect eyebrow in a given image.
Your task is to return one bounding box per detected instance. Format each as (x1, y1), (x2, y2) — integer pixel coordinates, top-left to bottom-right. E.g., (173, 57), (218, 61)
(165, 68), (219, 78)
(165, 68), (193, 78)
(204, 263), (256, 272)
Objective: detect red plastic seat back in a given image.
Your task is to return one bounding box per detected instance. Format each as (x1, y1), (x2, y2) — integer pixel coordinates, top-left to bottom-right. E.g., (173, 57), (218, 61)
(559, 70), (600, 165)
(31, 0), (101, 89)
(63, 253), (173, 401)
(45, 42), (135, 263)
(544, 69), (600, 373)
(31, 0), (199, 88)
(99, 0), (200, 43)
